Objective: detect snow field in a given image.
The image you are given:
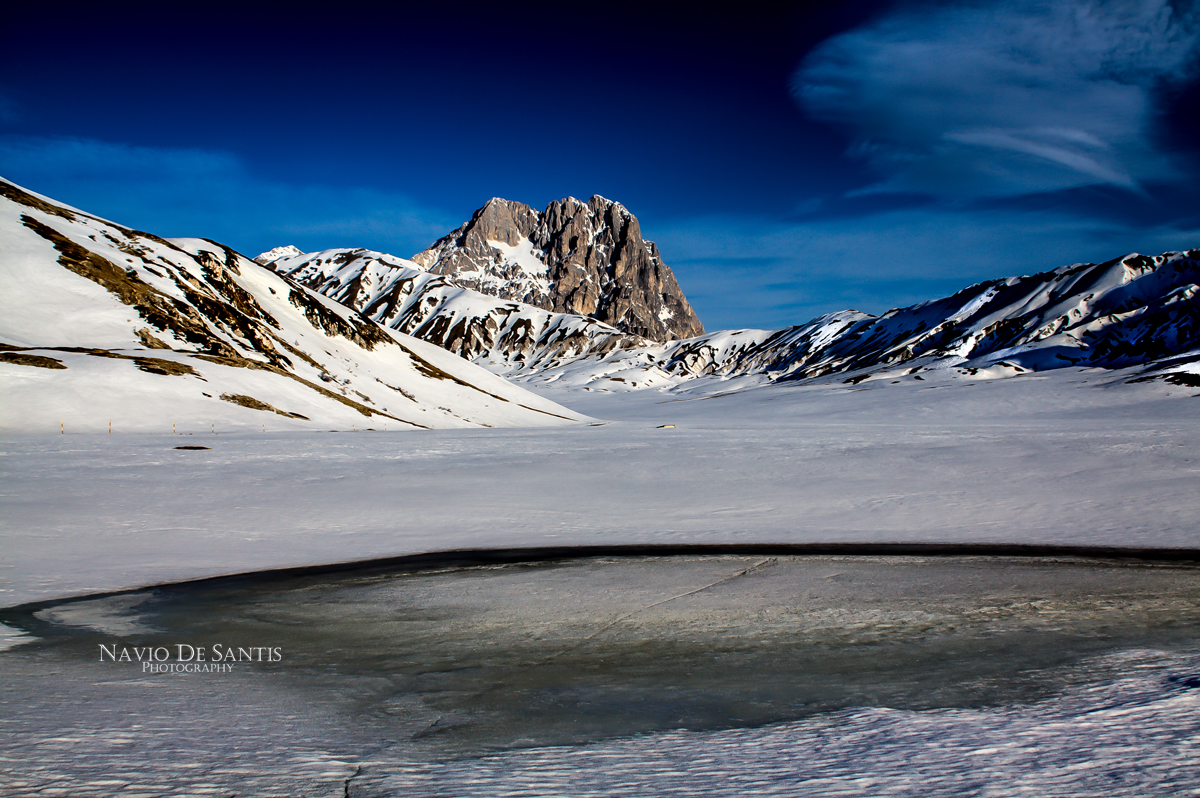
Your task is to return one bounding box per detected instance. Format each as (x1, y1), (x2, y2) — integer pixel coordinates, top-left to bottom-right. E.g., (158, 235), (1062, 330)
(2, 365), (1196, 607)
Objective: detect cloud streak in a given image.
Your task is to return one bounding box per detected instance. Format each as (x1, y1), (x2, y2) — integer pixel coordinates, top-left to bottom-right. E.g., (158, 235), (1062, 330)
(794, 0), (1200, 197)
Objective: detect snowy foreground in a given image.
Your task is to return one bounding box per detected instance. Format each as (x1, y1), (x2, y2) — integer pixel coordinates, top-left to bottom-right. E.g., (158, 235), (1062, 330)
(2, 363), (1197, 608)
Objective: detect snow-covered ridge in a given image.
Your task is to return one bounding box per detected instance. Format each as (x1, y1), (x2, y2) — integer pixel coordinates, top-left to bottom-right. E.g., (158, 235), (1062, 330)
(265, 234), (1200, 391)
(269, 246), (649, 372)
(0, 179), (588, 432)
(654, 250), (1200, 384)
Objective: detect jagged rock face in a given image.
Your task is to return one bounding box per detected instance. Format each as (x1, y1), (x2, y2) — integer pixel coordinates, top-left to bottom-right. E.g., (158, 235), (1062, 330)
(412, 196), (704, 342)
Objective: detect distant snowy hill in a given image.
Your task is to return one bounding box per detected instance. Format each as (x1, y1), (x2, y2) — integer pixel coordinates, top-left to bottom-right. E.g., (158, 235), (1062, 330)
(658, 250), (1200, 383)
(0, 180), (589, 432)
(545, 248), (1200, 390)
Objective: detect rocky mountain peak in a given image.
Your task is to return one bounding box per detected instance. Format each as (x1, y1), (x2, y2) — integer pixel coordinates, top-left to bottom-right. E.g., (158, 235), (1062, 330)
(411, 196), (704, 341)
(465, 197), (542, 246)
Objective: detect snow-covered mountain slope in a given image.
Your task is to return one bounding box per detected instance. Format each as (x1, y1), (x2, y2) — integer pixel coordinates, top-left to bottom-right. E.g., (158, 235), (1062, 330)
(519, 248), (1199, 390)
(655, 250), (1200, 384)
(0, 180), (588, 432)
(410, 196), (704, 341)
(270, 246), (652, 370)
(272, 232), (1199, 391)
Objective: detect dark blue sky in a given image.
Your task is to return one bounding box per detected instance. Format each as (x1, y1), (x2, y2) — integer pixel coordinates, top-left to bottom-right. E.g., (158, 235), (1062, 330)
(4, 1), (1198, 331)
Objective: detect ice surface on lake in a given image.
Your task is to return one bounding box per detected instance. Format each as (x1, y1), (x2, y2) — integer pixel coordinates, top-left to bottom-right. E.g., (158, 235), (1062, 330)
(35, 594), (158, 636)
(0, 621), (33, 652)
(366, 651), (1200, 797)
(2, 555), (1197, 796)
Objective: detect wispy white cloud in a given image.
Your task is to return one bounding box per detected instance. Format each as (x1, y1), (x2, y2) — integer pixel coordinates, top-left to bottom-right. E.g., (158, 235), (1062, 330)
(0, 136), (456, 257)
(794, 0), (1200, 197)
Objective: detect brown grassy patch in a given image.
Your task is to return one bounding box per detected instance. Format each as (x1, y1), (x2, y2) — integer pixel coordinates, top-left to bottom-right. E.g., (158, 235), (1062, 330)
(376, 379), (417, 401)
(132, 357), (199, 376)
(271, 335), (324, 370)
(219, 393), (310, 419)
(199, 239), (245, 275)
(20, 215), (240, 358)
(192, 353), (421, 426)
(1, 181), (77, 220)
(0, 352), (67, 369)
(20, 214), (296, 370)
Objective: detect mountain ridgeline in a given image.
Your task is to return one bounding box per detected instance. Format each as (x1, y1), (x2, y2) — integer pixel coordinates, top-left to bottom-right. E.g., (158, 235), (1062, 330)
(6, 176), (1193, 438)
(657, 250), (1200, 383)
(263, 195), (1199, 390)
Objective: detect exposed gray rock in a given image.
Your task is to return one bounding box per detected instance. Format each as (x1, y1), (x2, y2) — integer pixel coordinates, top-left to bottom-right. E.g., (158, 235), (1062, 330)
(412, 196), (704, 342)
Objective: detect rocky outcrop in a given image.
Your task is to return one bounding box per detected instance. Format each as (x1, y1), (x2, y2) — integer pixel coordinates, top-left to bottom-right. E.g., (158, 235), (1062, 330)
(411, 196), (704, 342)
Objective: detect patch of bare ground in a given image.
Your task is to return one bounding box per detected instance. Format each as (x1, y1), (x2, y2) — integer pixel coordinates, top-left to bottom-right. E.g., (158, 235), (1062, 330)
(0, 352), (67, 369)
(19, 214), (242, 358)
(219, 393), (309, 419)
(0, 180), (77, 221)
(136, 328), (172, 349)
(131, 357), (199, 377)
(0, 347), (199, 375)
(1164, 372), (1200, 388)
(18, 207), (298, 370)
(1129, 372), (1200, 388)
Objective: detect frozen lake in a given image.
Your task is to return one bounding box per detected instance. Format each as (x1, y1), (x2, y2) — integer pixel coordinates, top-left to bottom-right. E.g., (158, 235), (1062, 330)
(2, 553), (1198, 796)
